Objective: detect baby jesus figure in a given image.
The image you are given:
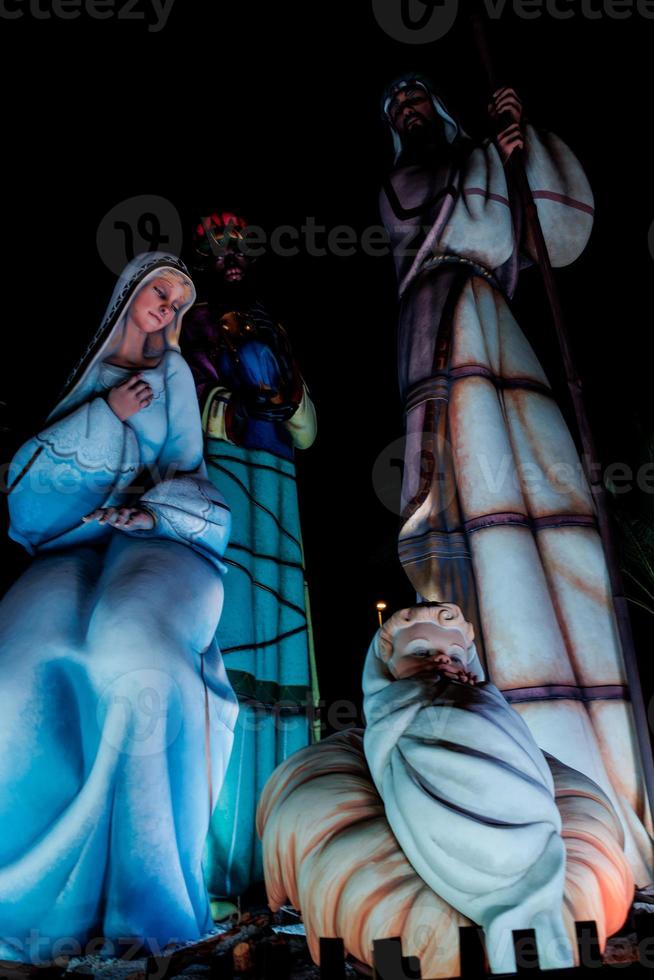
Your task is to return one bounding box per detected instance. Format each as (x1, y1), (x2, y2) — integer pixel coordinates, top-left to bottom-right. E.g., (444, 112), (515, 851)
(377, 600), (483, 687)
(362, 602), (575, 973)
(257, 599), (634, 976)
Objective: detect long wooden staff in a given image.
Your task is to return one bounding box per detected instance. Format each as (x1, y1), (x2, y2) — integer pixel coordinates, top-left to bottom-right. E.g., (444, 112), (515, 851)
(470, 10), (654, 818)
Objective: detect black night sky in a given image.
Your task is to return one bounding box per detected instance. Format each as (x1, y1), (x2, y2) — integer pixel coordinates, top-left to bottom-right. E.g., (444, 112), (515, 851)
(1, 2), (653, 728)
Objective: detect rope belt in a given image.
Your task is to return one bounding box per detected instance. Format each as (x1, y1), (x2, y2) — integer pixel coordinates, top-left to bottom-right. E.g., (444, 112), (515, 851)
(420, 252), (498, 284)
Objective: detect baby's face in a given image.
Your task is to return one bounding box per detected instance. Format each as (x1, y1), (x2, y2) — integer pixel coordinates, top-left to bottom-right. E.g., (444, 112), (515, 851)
(387, 620), (470, 680)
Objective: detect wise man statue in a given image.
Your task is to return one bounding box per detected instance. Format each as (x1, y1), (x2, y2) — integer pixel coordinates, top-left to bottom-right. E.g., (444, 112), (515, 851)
(181, 211), (318, 903)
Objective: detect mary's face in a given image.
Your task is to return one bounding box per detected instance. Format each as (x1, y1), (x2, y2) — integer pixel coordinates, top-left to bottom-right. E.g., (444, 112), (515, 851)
(129, 276), (187, 334)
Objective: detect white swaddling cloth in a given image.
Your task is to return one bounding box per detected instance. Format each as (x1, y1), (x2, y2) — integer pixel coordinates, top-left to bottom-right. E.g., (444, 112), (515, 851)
(362, 603), (574, 973)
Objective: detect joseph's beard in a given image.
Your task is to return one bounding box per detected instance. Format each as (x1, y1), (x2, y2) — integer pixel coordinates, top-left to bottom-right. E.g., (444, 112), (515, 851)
(400, 119), (448, 154)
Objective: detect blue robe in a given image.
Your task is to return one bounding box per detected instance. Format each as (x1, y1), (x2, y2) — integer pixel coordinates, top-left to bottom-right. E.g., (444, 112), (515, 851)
(183, 304), (318, 897)
(0, 350), (238, 962)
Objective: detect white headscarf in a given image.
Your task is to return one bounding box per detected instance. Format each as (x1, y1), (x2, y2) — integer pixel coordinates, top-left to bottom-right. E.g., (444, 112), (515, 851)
(382, 76), (467, 163)
(48, 252), (196, 424)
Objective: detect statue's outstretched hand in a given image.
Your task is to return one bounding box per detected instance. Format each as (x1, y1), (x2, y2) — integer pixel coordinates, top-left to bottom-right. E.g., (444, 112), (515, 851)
(82, 507), (155, 531)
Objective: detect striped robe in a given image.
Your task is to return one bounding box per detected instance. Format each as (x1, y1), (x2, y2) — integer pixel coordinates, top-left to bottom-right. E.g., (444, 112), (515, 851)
(182, 307), (319, 896)
(379, 125), (654, 884)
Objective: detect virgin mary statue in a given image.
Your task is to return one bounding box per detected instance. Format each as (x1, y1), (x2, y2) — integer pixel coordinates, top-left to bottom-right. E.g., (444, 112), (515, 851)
(0, 253), (238, 963)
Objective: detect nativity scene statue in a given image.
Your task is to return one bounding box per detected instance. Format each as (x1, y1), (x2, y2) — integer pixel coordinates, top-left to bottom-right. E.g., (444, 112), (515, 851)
(181, 212), (318, 902)
(256, 79), (651, 975)
(0, 253), (238, 962)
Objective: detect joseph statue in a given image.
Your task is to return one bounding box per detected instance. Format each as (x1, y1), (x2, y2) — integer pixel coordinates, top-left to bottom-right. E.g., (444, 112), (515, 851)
(379, 75), (653, 886)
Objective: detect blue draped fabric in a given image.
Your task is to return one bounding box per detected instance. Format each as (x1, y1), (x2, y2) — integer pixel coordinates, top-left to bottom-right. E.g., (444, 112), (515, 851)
(0, 256), (238, 963)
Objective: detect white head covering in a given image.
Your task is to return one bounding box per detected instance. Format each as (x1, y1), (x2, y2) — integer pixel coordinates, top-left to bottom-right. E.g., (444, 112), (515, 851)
(382, 75), (467, 163)
(48, 252), (196, 424)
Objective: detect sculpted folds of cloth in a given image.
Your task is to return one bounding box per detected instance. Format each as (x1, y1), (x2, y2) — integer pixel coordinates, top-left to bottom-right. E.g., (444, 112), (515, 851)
(380, 76), (653, 884)
(0, 253), (238, 961)
(257, 603), (634, 976)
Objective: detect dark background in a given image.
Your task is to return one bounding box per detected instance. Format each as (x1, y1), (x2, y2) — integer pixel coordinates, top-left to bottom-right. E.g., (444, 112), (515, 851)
(1, 1), (653, 727)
